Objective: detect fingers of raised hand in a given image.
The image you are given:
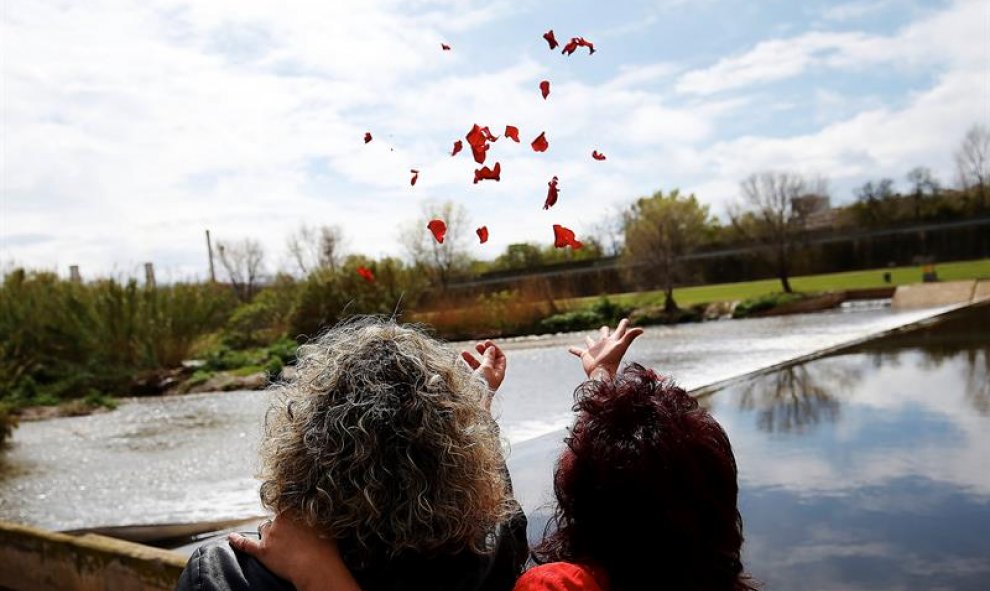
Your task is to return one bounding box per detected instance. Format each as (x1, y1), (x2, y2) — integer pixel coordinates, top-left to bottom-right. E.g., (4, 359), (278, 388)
(622, 327), (644, 345)
(568, 346), (585, 358)
(599, 325), (610, 339)
(585, 335), (596, 348)
(461, 350), (481, 369)
(614, 318), (629, 338)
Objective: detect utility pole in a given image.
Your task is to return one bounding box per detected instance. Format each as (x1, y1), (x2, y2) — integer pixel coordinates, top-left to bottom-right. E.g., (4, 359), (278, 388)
(205, 229), (216, 282)
(144, 262), (156, 288)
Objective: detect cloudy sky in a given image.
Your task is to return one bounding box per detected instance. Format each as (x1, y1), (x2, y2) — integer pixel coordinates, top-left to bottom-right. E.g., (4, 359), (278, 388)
(1, 0), (986, 278)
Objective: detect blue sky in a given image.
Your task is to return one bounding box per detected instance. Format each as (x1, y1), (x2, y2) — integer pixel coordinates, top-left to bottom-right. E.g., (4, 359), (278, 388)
(1, 0), (986, 278)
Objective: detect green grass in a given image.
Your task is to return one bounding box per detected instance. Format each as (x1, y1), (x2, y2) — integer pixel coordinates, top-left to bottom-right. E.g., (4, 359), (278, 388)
(565, 257), (990, 310)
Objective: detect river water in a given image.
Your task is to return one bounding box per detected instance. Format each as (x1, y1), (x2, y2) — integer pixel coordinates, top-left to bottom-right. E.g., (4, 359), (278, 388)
(0, 305), (956, 533)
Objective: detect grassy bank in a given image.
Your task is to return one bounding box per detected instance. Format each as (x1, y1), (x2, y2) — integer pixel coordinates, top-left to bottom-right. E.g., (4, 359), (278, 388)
(565, 258), (990, 310)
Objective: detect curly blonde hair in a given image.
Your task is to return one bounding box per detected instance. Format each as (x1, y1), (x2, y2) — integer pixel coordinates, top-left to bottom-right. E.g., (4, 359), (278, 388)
(259, 317), (511, 565)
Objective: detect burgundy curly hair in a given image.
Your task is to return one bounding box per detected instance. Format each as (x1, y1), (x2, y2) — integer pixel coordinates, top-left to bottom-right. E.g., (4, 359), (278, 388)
(535, 364), (757, 591)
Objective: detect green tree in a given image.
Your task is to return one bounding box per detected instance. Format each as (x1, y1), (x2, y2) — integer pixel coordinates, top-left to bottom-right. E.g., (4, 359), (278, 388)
(622, 189), (713, 312)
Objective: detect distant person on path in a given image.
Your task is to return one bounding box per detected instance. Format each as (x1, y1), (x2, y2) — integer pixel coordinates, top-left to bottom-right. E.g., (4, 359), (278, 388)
(234, 319), (757, 591)
(175, 317), (528, 591)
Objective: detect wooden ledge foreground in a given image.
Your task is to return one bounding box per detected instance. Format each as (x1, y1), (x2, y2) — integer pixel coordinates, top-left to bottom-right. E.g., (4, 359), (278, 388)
(0, 520), (185, 591)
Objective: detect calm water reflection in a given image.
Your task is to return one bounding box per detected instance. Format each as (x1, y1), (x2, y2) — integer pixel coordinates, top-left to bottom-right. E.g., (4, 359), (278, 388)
(707, 304), (990, 590)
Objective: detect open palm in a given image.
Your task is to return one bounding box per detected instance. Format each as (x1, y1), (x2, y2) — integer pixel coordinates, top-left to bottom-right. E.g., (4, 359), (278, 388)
(568, 319), (644, 379)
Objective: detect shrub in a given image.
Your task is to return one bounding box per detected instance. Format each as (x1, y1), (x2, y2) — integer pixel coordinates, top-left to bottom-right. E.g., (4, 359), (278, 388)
(733, 292), (805, 318)
(539, 310), (603, 333)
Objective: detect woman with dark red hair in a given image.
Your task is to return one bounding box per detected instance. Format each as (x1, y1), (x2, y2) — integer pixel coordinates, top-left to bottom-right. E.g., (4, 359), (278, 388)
(229, 320), (756, 591)
(515, 319), (757, 591)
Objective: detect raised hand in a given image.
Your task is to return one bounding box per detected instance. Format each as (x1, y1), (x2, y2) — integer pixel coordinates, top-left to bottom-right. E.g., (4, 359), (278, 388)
(461, 340), (506, 407)
(568, 318), (644, 380)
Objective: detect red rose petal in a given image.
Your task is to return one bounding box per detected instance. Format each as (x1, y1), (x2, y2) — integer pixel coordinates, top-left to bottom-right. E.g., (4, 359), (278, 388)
(562, 36), (595, 56)
(504, 125), (520, 142)
(441, 43), (451, 51)
(466, 123), (490, 164)
(592, 150), (607, 161)
(477, 226), (489, 244)
(427, 219), (446, 244)
(543, 29), (559, 50)
(357, 266), (375, 283)
(552, 224), (583, 249)
(410, 169), (419, 186)
(540, 80), (550, 99)
(531, 131), (549, 153)
(473, 162), (501, 184)
(364, 132), (372, 144)
(480, 126), (499, 142)
(544, 175), (560, 210)
(451, 140), (463, 157)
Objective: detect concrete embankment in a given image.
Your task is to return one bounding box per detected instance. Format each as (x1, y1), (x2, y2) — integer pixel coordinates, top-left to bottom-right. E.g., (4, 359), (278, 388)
(892, 279), (988, 309)
(0, 520), (185, 591)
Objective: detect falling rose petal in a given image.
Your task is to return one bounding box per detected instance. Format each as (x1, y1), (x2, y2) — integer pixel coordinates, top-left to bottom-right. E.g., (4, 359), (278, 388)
(531, 131), (549, 153)
(477, 226), (489, 244)
(504, 125), (520, 142)
(540, 80), (550, 99)
(543, 29), (559, 50)
(441, 43), (451, 51)
(364, 132), (373, 144)
(471, 143), (488, 165)
(466, 123), (490, 164)
(357, 266), (375, 283)
(451, 140), (463, 156)
(410, 169), (419, 186)
(543, 175), (560, 210)
(480, 126), (499, 142)
(473, 162), (501, 184)
(427, 219), (447, 244)
(562, 36), (595, 56)
(552, 224), (583, 249)
(592, 150), (607, 161)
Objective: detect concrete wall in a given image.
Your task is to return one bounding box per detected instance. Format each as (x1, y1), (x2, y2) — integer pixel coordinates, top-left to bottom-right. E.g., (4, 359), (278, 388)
(0, 520), (185, 591)
(892, 280), (978, 309)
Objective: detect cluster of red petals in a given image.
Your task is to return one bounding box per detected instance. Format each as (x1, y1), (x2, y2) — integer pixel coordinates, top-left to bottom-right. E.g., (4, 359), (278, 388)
(356, 266), (375, 283)
(562, 36), (595, 56)
(540, 80), (550, 99)
(427, 219), (446, 244)
(592, 150), (607, 161)
(364, 132), (372, 144)
(553, 224), (583, 249)
(531, 131), (549, 153)
(543, 29), (559, 50)
(410, 169), (419, 186)
(504, 125), (520, 142)
(476, 226), (489, 244)
(544, 175), (560, 210)
(466, 124), (497, 164)
(473, 162), (501, 184)
(451, 140), (463, 156)
(441, 43), (451, 51)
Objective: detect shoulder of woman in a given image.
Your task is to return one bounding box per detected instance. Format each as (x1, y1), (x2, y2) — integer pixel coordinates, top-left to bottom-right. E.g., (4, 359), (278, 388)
(513, 562), (603, 591)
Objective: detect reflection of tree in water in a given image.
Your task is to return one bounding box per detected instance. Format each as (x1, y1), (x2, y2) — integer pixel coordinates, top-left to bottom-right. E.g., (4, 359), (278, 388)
(963, 348), (990, 416)
(736, 360), (861, 434)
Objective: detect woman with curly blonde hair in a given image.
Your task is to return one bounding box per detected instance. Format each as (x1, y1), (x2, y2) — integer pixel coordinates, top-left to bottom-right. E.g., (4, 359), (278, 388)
(176, 317), (528, 591)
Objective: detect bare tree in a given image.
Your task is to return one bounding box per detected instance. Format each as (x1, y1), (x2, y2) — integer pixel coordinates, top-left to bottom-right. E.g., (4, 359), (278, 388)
(731, 171), (822, 293)
(622, 189), (713, 312)
(286, 224), (345, 276)
(400, 201), (471, 292)
(955, 124), (989, 211)
(587, 204), (626, 257)
(853, 178), (897, 225)
(217, 238), (266, 301)
(906, 167), (940, 221)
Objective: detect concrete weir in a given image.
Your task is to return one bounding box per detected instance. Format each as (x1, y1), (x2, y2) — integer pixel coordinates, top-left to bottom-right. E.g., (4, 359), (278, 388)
(0, 520), (185, 591)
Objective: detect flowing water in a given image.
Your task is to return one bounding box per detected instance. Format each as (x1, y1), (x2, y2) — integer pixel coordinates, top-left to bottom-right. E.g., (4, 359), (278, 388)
(0, 305), (959, 536)
(515, 303), (990, 590)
